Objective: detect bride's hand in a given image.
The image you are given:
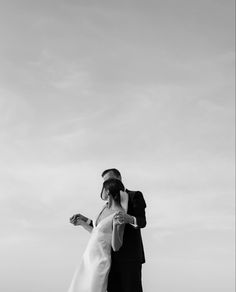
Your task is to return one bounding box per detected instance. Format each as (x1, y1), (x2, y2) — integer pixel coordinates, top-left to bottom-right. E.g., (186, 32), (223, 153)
(70, 214), (87, 225)
(113, 212), (124, 225)
(114, 211), (134, 225)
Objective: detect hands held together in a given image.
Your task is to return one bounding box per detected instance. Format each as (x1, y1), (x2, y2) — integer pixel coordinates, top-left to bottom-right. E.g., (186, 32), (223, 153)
(113, 211), (134, 225)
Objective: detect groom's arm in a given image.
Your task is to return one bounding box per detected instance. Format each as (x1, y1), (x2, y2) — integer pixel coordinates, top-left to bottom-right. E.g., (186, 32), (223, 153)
(115, 191), (147, 229)
(131, 191), (147, 228)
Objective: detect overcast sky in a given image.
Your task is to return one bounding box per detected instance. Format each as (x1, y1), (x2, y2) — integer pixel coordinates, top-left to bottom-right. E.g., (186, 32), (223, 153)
(0, 1), (235, 292)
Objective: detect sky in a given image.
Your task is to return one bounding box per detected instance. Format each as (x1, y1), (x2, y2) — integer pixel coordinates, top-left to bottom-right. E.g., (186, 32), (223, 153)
(0, 0), (235, 291)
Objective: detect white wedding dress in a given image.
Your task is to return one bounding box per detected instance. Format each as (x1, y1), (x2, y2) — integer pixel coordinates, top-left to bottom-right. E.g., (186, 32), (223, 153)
(67, 213), (115, 292)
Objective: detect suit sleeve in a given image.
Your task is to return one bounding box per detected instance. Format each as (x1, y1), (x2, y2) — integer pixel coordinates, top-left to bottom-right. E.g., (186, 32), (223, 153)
(132, 191), (147, 228)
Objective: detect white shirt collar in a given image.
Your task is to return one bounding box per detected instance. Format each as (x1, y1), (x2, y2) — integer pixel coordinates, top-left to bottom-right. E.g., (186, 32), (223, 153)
(120, 190), (129, 212)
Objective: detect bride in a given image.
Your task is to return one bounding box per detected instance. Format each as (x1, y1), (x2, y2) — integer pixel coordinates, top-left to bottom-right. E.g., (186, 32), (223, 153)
(68, 178), (125, 292)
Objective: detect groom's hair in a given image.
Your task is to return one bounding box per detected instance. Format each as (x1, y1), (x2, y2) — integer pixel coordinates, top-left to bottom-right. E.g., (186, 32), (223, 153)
(103, 178), (124, 204)
(101, 168), (121, 180)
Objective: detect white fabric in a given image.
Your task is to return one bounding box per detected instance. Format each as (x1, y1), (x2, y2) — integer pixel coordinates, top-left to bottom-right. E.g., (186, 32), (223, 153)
(130, 216), (138, 228)
(120, 191), (128, 212)
(67, 214), (114, 292)
(104, 191), (137, 228)
(120, 191), (138, 227)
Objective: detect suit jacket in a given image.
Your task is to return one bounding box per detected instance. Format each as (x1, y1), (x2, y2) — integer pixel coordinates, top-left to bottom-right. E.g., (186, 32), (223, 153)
(111, 189), (147, 264)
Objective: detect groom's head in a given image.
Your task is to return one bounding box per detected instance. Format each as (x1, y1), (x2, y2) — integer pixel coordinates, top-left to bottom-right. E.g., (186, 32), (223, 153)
(102, 168), (122, 181)
(100, 168), (122, 200)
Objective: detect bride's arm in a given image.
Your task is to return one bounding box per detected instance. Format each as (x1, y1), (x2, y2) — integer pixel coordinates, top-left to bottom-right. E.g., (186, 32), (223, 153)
(80, 220), (93, 233)
(70, 214), (93, 233)
(111, 219), (125, 251)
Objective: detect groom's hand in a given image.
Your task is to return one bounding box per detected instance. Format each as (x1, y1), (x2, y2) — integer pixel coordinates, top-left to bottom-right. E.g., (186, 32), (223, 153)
(70, 214), (87, 225)
(114, 211), (134, 225)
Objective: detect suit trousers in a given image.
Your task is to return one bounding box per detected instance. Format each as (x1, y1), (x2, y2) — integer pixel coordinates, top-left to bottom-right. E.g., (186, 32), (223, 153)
(107, 260), (143, 292)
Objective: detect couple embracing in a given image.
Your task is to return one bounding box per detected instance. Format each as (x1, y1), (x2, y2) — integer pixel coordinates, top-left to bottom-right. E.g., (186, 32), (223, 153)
(68, 168), (147, 292)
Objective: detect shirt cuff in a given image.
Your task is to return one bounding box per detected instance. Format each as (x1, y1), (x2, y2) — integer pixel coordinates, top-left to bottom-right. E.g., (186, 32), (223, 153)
(130, 216), (138, 228)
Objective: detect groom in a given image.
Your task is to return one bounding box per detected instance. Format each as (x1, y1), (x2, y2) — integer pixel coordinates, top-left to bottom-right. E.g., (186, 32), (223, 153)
(70, 168), (147, 292)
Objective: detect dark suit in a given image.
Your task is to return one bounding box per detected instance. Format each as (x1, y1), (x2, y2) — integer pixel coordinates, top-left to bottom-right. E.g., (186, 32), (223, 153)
(107, 189), (147, 292)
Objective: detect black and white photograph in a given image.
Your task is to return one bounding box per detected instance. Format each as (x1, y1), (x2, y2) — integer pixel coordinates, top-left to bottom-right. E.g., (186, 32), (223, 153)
(0, 1), (235, 292)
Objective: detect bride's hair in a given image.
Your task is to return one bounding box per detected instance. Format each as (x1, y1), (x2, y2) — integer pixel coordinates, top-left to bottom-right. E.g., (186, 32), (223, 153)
(103, 178), (125, 205)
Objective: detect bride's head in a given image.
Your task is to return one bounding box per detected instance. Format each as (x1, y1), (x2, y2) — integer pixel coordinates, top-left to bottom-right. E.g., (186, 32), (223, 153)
(103, 178), (125, 205)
